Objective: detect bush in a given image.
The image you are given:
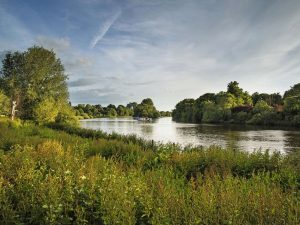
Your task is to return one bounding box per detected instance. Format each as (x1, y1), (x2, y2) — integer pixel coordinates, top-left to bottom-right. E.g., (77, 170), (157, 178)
(233, 111), (249, 123)
(253, 100), (273, 114)
(247, 111), (281, 125)
(0, 120), (299, 224)
(55, 104), (79, 126)
(33, 97), (59, 124)
(291, 114), (300, 126)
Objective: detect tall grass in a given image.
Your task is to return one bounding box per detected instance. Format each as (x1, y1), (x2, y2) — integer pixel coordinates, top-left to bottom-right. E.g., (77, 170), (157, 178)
(0, 118), (299, 224)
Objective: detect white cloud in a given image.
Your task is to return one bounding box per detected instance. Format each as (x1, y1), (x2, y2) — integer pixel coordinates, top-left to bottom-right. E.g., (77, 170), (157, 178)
(36, 36), (70, 52)
(2, 0), (300, 110)
(90, 9), (121, 49)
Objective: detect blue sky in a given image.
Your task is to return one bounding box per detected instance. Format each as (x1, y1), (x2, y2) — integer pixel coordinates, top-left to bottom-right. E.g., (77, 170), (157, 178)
(1, 0), (300, 110)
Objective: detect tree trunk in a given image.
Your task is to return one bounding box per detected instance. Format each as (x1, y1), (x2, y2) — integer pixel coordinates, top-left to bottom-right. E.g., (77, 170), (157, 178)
(11, 100), (17, 120)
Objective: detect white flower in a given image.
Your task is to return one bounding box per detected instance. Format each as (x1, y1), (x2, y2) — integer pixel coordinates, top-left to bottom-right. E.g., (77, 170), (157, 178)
(80, 175), (87, 180)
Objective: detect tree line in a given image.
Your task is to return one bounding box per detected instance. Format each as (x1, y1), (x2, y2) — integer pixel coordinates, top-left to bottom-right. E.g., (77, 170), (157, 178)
(172, 81), (300, 126)
(74, 98), (171, 119)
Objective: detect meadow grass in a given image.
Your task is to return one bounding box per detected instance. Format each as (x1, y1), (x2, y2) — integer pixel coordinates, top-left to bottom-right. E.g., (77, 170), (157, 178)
(0, 118), (299, 224)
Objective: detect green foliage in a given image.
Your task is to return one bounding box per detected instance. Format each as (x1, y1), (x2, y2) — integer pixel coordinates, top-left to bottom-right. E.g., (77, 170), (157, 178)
(247, 111), (281, 125)
(253, 100), (273, 114)
(232, 111), (249, 123)
(0, 91), (10, 116)
(173, 81), (255, 124)
(252, 92), (283, 105)
(23, 46), (68, 103)
(0, 119), (299, 224)
(55, 103), (79, 126)
(284, 83), (300, 98)
(33, 97), (59, 124)
(74, 102), (140, 119)
(201, 101), (230, 123)
(134, 98), (160, 119)
(117, 105), (130, 116)
(0, 46), (78, 126)
(216, 92), (238, 109)
(160, 111), (172, 117)
(172, 99), (195, 122)
(107, 108), (118, 118)
(291, 114), (300, 126)
(227, 81), (243, 97)
(197, 93), (217, 103)
(172, 81), (300, 126)
(0, 51), (24, 105)
(284, 96), (300, 116)
(126, 102), (138, 110)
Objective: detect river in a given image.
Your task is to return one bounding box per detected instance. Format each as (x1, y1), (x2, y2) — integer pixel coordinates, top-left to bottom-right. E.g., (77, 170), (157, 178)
(80, 117), (300, 153)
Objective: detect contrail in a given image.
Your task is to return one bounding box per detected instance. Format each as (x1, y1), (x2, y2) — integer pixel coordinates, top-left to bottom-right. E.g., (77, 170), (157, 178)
(90, 9), (121, 49)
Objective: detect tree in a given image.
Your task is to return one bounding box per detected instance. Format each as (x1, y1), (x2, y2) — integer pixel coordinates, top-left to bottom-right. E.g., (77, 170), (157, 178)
(227, 81), (243, 98)
(0, 51), (25, 119)
(141, 98), (154, 106)
(242, 92), (253, 105)
(22, 46), (69, 118)
(284, 83), (300, 98)
(253, 100), (273, 114)
(33, 97), (59, 124)
(134, 98), (160, 119)
(172, 99), (195, 122)
(126, 102), (137, 110)
(117, 105), (127, 116)
(216, 92), (237, 109)
(201, 101), (229, 123)
(0, 46), (71, 121)
(55, 103), (79, 125)
(284, 96), (300, 116)
(196, 93), (216, 104)
(0, 90), (10, 116)
(252, 92), (282, 106)
(107, 108), (117, 117)
(107, 104), (117, 110)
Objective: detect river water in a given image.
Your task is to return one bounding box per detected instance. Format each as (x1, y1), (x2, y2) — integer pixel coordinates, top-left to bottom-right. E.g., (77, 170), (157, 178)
(80, 117), (300, 153)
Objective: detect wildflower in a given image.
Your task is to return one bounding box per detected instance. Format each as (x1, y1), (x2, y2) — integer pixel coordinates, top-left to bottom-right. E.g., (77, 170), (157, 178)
(80, 175), (87, 180)
(65, 170), (71, 175)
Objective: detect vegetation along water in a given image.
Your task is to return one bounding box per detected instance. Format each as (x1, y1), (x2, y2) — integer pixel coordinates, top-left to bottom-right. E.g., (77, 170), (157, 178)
(0, 46), (299, 224)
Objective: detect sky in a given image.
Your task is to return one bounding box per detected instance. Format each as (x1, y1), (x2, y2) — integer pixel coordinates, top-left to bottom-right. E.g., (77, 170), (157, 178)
(0, 0), (300, 110)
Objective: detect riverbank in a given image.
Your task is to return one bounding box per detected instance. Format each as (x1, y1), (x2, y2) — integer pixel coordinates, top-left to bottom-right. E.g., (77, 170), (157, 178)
(0, 118), (299, 224)
(79, 117), (300, 153)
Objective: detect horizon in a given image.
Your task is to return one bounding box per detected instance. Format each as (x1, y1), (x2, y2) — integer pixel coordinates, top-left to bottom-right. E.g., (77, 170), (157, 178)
(1, 0), (300, 110)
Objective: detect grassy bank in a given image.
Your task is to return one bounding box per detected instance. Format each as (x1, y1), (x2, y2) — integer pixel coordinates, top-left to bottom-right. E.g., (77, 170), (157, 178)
(0, 118), (299, 224)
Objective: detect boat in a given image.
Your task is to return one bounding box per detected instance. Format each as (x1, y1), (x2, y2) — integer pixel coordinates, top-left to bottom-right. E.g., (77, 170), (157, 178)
(133, 117), (152, 122)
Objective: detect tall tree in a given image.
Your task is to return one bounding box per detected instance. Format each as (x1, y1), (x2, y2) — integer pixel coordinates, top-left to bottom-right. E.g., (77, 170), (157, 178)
(22, 46), (69, 118)
(0, 46), (70, 120)
(0, 51), (25, 119)
(227, 81), (243, 97)
(134, 98), (160, 118)
(284, 83), (300, 98)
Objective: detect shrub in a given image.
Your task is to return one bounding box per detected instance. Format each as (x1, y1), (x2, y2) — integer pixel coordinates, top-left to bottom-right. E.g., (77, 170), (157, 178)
(233, 111), (249, 123)
(253, 100), (272, 114)
(247, 111), (281, 125)
(33, 97), (59, 124)
(0, 120), (299, 224)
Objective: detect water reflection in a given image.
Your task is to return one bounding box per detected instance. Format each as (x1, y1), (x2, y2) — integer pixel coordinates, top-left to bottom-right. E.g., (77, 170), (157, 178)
(80, 117), (300, 153)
